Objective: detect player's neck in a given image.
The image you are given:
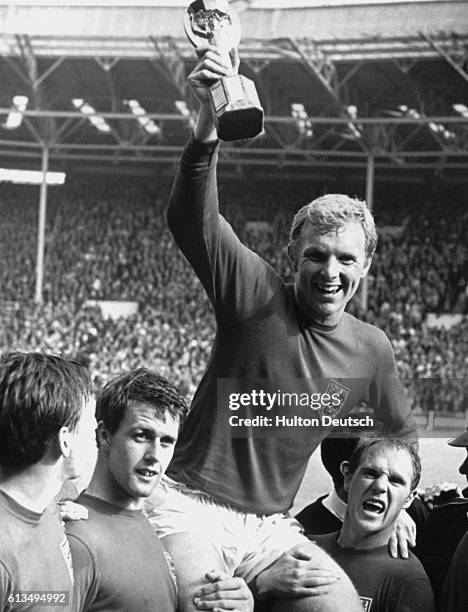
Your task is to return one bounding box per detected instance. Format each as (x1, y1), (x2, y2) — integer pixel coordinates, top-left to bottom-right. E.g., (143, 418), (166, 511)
(86, 456), (143, 511)
(0, 463), (61, 513)
(338, 522), (391, 550)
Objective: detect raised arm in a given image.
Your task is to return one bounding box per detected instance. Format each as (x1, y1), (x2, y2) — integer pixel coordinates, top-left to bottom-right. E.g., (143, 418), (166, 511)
(166, 47), (279, 322)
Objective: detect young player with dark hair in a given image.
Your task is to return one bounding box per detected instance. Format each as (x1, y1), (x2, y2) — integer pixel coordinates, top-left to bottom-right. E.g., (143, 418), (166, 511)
(67, 367), (253, 612)
(0, 351), (95, 611)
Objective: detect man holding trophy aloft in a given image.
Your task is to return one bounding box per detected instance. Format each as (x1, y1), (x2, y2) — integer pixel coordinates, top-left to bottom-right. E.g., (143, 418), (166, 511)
(146, 1), (417, 611)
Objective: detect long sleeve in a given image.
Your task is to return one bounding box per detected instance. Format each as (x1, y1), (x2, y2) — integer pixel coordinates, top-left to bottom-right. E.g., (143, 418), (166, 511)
(166, 136), (280, 325)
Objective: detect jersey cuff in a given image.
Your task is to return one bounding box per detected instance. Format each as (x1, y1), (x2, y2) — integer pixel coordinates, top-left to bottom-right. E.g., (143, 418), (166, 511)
(182, 134), (219, 167)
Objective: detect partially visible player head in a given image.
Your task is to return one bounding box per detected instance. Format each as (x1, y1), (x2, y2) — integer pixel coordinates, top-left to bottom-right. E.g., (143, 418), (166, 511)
(94, 368), (187, 509)
(340, 438), (420, 549)
(0, 351), (95, 478)
(448, 428), (468, 484)
(288, 195), (376, 326)
(320, 436), (361, 501)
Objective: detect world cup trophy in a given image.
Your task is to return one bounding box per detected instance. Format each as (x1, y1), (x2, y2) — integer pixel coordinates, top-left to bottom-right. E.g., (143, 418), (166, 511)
(184, 0), (264, 141)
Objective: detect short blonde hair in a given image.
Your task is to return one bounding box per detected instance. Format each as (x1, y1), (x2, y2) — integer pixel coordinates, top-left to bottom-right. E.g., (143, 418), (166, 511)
(289, 194), (377, 265)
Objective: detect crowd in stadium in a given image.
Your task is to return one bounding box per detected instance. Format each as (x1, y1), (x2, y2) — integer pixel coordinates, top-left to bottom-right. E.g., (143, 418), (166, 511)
(2, 1), (468, 609)
(0, 178), (466, 410)
(0, 97), (466, 612)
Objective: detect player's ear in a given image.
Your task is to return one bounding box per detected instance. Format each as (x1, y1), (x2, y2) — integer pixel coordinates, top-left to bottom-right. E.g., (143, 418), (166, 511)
(57, 426), (73, 459)
(288, 243), (298, 273)
(340, 461), (352, 493)
(402, 489), (417, 510)
(360, 256), (372, 278)
(96, 421), (112, 452)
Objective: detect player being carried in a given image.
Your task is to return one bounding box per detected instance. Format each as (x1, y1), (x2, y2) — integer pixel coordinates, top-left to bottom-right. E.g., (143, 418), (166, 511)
(146, 45), (418, 612)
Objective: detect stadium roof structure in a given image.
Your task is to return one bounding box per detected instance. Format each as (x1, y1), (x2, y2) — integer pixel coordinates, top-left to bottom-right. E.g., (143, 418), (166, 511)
(0, 0), (467, 181)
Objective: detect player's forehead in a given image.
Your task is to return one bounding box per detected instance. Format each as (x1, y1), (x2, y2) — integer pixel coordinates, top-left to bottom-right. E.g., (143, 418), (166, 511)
(357, 445), (413, 480)
(120, 400), (179, 434)
(298, 221), (366, 254)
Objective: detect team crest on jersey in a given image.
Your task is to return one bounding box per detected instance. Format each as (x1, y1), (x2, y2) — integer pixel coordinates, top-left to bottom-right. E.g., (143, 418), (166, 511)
(323, 379), (350, 415)
(360, 597), (373, 611)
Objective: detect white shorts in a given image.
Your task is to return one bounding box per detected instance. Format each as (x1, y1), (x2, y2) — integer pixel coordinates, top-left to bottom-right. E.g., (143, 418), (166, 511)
(145, 476), (308, 584)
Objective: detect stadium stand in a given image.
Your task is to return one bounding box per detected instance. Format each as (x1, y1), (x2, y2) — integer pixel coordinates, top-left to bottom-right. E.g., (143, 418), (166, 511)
(0, 179), (466, 413)
(0, 0), (466, 411)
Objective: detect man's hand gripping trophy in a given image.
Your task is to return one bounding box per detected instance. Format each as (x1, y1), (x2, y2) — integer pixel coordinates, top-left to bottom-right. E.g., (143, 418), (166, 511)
(184, 0), (263, 141)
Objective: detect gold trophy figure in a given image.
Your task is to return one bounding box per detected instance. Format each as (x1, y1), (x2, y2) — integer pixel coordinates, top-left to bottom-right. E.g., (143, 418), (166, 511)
(184, 0), (264, 141)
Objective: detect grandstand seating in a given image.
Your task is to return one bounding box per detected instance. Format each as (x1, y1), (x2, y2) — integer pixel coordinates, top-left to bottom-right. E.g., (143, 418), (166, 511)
(0, 180), (466, 412)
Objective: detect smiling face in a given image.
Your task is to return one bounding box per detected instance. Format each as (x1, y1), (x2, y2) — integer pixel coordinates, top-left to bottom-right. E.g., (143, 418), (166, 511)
(290, 221), (371, 326)
(342, 444), (416, 549)
(98, 401), (179, 510)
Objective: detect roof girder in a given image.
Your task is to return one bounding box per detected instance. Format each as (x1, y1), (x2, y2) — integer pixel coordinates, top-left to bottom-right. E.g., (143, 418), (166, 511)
(0, 30), (467, 175)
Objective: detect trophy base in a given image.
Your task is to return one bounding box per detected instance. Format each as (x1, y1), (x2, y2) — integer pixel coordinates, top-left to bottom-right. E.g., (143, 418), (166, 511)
(217, 105), (264, 142)
(210, 75), (264, 141)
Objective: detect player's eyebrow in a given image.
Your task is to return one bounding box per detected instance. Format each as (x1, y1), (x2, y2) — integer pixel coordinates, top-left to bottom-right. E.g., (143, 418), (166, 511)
(303, 246), (326, 256)
(388, 470), (408, 485)
(132, 425), (155, 435)
(339, 251), (358, 259)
